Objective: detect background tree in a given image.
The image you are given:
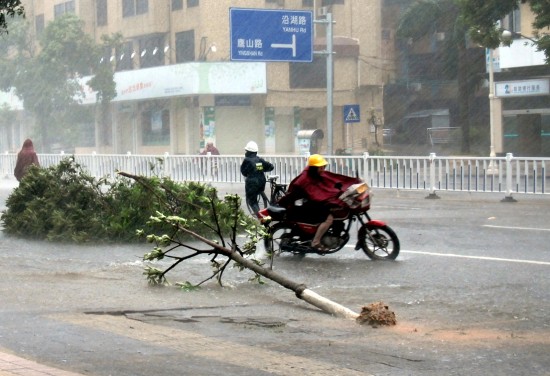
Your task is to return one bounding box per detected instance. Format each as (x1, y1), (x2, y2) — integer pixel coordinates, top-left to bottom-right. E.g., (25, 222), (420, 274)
(396, 0), (483, 154)
(0, 14), (116, 151)
(459, 0), (550, 63)
(0, 0), (24, 34)
(87, 33), (122, 149)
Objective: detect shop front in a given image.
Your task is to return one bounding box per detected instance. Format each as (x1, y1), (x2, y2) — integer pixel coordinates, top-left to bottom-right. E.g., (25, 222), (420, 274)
(78, 61), (268, 155)
(497, 79), (550, 156)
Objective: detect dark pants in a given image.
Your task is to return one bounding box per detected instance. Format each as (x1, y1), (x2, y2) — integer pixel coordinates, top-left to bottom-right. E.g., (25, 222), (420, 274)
(245, 178), (266, 216)
(246, 193), (261, 216)
(287, 201), (330, 224)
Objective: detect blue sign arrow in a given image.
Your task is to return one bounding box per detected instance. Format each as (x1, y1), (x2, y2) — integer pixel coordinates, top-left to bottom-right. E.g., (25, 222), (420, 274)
(230, 8), (313, 62)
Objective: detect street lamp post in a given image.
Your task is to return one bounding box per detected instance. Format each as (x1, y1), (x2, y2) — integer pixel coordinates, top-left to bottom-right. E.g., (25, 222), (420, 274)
(488, 48), (496, 158)
(487, 47), (497, 174)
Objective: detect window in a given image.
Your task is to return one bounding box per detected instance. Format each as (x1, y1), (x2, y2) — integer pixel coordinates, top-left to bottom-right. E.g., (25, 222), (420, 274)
(139, 35), (165, 68)
(172, 0), (183, 10)
(142, 108), (170, 145)
(116, 42), (134, 71)
(187, 0), (199, 7)
(289, 57), (326, 88)
(97, 0), (108, 26)
(123, 0), (148, 17)
(321, 0), (344, 5)
(54, 1), (75, 18)
(302, 0), (314, 7)
(502, 8), (521, 34)
(175, 30), (195, 62)
(122, 0), (133, 17)
(100, 45), (112, 64)
(136, 0), (148, 14)
(35, 14), (44, 35)
(266, 0), (284, 6)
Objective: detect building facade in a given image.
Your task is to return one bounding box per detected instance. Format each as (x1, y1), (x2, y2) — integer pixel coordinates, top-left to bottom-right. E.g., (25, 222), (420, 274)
(492, 2), (550, 156)
(15, 0), (387, 156)
(384, 0), (549, 157)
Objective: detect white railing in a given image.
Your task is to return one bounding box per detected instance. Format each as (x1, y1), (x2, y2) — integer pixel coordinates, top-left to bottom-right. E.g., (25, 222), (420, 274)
(1, 152), (548, 199)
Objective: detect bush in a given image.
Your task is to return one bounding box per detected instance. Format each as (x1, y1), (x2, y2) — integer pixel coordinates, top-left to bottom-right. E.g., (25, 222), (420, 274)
(1, 157), (250, 243)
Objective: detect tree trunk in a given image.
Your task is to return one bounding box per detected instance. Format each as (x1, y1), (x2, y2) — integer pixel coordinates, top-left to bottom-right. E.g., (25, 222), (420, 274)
(230, 250), (359, 320)
(181, 223), (360, 320)
(458, 43), (471, 154)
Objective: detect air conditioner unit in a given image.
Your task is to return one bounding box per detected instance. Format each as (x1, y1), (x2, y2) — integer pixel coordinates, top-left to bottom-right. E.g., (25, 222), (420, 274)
(317, 6), (328, 17)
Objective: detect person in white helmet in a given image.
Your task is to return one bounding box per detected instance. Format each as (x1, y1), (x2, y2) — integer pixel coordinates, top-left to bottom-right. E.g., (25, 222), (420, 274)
(240, 141), (274, 217)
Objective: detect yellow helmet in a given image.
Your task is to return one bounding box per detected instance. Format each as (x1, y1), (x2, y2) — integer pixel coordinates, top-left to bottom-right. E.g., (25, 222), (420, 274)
(307, 154), (328, 167)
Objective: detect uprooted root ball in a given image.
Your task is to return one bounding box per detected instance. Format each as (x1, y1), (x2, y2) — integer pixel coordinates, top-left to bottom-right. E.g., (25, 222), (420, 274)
(356, 302), (397, 327)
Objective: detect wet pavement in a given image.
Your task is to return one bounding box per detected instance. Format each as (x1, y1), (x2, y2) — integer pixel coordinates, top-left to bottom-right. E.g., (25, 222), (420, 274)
(0, 176), (549, 375)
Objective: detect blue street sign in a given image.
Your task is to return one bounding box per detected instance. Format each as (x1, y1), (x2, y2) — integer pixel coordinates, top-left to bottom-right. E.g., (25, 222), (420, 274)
(343, 105), (361, 123)
(230, 8), (313, 62)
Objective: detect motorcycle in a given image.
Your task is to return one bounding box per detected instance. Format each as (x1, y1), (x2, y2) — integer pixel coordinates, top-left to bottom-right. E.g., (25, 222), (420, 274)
(259, 179), (400, 260)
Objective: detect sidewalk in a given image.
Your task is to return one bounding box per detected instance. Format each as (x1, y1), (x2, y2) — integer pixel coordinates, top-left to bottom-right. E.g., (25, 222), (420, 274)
(0, 350), (85, 376)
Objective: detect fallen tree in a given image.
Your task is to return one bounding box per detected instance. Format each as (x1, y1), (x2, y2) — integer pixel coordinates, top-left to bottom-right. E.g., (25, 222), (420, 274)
(120, 171), (396, 324)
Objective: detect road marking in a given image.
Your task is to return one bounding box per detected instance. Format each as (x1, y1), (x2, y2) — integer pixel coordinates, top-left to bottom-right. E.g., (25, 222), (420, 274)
(401, 250), (550, 266)
(346, 245), (550, 265)
(52, 313), (370, 376)
(483, 224), (550, 232)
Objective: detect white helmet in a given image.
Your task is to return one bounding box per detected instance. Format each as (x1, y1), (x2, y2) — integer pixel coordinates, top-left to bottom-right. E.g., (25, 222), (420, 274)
(244, 141), (258, 152)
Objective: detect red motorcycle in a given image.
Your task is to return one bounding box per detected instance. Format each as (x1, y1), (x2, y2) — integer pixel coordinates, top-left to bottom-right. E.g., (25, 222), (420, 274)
(259, 179), (400, 260)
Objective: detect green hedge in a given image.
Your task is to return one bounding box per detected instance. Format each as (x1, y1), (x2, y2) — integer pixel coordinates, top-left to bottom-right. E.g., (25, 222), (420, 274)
(1, 157), (251, 243)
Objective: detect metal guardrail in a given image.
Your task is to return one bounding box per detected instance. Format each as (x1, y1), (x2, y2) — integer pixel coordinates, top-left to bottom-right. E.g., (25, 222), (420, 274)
(1, 152), (548, 199)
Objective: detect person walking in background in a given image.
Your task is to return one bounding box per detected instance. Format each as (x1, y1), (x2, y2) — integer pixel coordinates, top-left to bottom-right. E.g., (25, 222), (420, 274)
(240, 141), (274, 218)
(14, 139), (40, 182)
(200, 141), (220, 156)
(200, 141), (220, 177)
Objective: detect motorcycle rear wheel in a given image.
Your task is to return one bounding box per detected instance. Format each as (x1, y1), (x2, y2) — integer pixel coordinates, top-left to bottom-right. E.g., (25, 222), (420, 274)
(264, 223), (297, 255)
(358, 224), (400, 260)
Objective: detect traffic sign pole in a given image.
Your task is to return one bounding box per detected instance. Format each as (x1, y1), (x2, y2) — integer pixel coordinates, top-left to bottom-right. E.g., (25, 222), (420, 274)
(314, 13), (334, 155)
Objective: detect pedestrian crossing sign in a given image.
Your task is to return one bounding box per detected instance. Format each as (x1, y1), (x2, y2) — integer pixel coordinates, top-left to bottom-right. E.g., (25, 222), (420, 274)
(343, 105), (360, 123)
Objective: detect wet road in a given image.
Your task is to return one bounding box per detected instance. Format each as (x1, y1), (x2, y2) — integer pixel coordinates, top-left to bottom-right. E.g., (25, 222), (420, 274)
(0, 177), (549, 375)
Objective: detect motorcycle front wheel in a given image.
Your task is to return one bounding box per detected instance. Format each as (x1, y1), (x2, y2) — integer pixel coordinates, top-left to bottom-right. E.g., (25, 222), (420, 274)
(358, 224), (400, 260)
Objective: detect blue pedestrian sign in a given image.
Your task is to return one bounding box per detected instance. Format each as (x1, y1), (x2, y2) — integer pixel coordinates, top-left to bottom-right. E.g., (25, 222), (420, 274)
(230, 8), (313, 62)
(343, 105), (361, 123)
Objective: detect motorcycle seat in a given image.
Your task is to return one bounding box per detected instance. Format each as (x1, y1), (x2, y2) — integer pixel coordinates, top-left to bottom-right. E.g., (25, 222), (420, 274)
(267, 205), (286, 215)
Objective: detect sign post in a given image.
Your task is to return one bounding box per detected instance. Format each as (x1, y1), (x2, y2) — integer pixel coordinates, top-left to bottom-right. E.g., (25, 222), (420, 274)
(343, 105), (360, 153)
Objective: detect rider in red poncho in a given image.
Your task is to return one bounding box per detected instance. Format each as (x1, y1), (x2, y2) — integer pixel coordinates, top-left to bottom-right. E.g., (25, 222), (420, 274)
(277, 154), (358, 252)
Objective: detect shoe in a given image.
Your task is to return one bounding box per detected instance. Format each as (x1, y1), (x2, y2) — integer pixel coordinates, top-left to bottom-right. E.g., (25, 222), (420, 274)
(257, 212), (272, 224)
(311, 242), (329, 254)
